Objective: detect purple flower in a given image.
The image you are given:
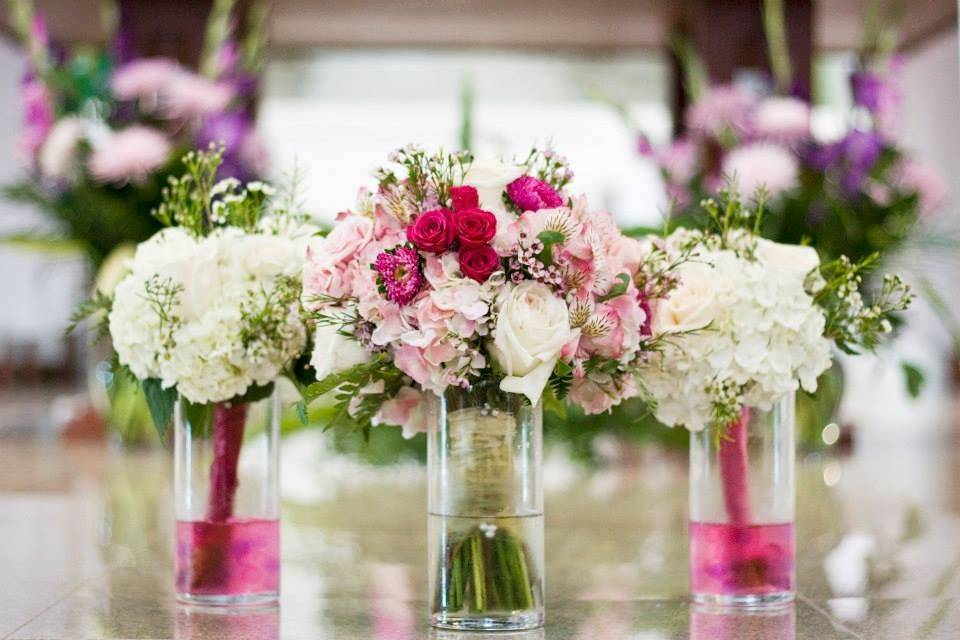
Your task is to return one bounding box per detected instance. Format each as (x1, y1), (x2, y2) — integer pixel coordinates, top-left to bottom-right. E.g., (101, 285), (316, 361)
(506, 176), (564, 212)
(839, 129), (883, 193)
(375, 247), (423, 305)
(197, 112), (266, 180)
(19, 76), (53, 159)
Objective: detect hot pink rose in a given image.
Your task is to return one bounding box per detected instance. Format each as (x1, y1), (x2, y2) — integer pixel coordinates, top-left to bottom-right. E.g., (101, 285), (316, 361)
(406, 208), (455, 253)
(506, 175), (564, 211)
(323, 215), (374, 265)
(459, 245), (500, 282)
(450, 185), (479, 211)
(453, 208), (497, 247)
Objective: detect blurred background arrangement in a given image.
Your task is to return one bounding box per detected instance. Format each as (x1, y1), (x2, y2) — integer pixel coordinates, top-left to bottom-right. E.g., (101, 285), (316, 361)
(1, 1), (960, 637)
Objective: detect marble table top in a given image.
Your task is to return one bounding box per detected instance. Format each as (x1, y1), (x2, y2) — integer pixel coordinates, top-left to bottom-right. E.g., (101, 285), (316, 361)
(1, 428), (958, 639)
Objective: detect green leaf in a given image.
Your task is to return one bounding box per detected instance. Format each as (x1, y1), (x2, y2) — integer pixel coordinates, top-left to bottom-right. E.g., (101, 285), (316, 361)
(535, 230), (566, 266)
(235, 381), (275, 404)
(901, 361), (925, 399)
(182, 400), (214, 438)
(598, 273), (631, 302)
(141, 378), (177, 440)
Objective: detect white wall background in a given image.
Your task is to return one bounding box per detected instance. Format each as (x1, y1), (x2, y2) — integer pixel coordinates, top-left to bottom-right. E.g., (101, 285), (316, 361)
(0, 38), (86, 366)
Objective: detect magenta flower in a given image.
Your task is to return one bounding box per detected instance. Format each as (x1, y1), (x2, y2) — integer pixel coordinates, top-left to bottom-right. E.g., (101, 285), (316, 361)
(375, 246), (423, 305)
(506, 176), (564, 211)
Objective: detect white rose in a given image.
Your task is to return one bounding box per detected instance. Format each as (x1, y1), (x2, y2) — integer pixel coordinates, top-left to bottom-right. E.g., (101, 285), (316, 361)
(311, 322), (369, 379)
(755, 239), (820, 279)
(464, 158), (525, 252)
(653, 261), (719, 334)
(490, 281), (570, 404)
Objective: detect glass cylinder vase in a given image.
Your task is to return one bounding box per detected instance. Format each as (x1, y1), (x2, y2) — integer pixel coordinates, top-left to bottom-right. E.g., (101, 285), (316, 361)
(689, 393), (795, 607)
(427, 380), (545, 630)
(174, 389), (281, 606)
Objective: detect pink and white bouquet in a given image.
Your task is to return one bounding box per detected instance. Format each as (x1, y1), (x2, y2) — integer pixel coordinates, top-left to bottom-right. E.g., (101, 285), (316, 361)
(301, 146), (679, 433)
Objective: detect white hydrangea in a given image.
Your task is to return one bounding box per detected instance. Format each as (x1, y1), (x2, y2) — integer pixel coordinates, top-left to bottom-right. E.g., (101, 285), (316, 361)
(109, 224), (312, 405)
(644, 232), (832, 431)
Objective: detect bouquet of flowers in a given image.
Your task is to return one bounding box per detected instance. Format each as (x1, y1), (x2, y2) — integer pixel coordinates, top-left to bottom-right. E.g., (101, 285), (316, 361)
(300, 146), (681, 620)
(639, 19), (946, 270)
(641, 189), (910, 599)
(643, 193), (911, 430)
(301, 146), (680, 427)
(72, 147), (313, 599)
(5, 0), (269, 266)
(74, 145), (313, 496)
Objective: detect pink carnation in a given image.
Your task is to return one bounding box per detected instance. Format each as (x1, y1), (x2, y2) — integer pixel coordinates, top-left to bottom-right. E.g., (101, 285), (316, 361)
(721, 142), (798, 198)
(506, 176), (564, 211)
(656, 138), (697, 183)
(750, 96), (811, 143)
(163, 72), (234, 118)
(686, 85), (754, 141)
(111, 58), (179, 102)
(375, 246), (423, 305)
(88, 126), (172, 184)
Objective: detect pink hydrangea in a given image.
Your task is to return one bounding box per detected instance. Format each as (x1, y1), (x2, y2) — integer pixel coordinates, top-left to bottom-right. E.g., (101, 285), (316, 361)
(506, 176), (564, 211)
(88, 126), (172, 184)
(375, 246), (423, 305)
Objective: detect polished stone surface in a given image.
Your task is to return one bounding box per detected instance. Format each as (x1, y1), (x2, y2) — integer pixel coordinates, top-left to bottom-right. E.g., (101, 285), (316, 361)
(1, 429), (959, 639)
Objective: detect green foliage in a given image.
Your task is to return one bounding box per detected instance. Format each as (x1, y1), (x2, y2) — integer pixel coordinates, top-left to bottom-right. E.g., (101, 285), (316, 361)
(597, 273), (631, 303)
(300, 354), (407, 437)
(901, 361), (925, 399)
(141, 378), (177, 441)
(815, 255), (912, 354)
(535, 229), (565, 266)
(65, 290), (112, 340)
(4, 176), (168, 266)
(375, 146), (473, 210)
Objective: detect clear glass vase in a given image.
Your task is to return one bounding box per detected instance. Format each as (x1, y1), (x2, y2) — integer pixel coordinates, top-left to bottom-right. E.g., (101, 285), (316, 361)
(174, 389), (281, 606)
(427, 379), (545, 630)
(689, 393), (796, 607)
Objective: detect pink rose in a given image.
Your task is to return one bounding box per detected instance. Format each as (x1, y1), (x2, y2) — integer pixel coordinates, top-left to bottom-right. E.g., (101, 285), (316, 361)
(459, 245), (500, 282)
(450, 185), (479, 211)
(406, 208), (455, 253)
(453, 208), (497, 247)
(322, 215), (374, 265)
(506, 175), (564, 211)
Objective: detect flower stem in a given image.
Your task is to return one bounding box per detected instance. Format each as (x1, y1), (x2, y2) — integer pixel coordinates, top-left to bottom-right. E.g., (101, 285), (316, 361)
(189, 401), (247, 591)
(206, 401), (248, 522)
(719, 407), (751, 526)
